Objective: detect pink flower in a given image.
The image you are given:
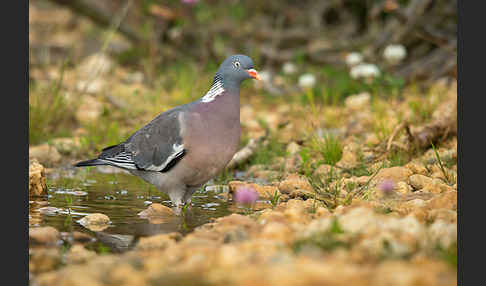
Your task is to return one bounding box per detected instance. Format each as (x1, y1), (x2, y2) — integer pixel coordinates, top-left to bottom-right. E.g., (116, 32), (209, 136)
(378, 179), (395, 195)
(234, 187), (258, 206)
(181, 0), (199, 4)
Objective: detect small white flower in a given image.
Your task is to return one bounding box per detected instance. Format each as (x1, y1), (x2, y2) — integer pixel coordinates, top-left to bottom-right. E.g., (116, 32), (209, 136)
(350, 63), (380, 79)
(298, 73), (316, 88)
(282, 62), (297, 74)
(345, 52), (363, 67)
(253, 70), (271, 89)
(258, 70), (272, 82)
(383, 44), (407, 64)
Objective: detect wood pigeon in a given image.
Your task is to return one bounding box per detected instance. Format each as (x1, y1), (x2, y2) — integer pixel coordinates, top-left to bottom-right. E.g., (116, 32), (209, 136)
(75, 55), (260, 209)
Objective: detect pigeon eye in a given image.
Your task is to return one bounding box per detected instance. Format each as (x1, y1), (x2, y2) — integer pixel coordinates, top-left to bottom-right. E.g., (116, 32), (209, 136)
(234, 61), (241, 68)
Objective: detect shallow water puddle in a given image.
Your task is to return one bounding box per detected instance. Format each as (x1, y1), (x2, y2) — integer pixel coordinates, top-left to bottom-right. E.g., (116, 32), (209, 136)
(30, 166), (272, 252)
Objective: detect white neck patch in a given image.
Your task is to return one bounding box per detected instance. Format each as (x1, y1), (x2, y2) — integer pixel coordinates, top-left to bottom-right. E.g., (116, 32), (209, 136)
(201, 79), (225, 103)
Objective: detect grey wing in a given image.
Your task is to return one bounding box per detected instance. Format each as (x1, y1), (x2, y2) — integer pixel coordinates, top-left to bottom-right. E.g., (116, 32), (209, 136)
(98, 108), (186, 172)
(127, 108), (186, 172)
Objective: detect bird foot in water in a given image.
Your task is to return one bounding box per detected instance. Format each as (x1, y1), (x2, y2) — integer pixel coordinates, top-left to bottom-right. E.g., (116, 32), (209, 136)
(172, 202), (192, 216)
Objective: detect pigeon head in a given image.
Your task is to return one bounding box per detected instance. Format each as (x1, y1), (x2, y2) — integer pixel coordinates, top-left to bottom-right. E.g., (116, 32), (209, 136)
(216, 55), (261, 86)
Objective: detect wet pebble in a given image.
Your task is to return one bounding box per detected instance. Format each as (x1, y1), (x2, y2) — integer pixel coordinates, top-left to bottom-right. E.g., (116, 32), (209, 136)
(65, 244), (97, 264)
(138, 203), (174, 217)
(29, 159), (48, 196)
(37, 206), (63, 215)
(205, 185), (229, 193)
(60, 231), (95, 244)
(29, 226), (61, 245)
(202, 203), (220, 208)
(54, 189), (87, 196)
(29, 248), (62, 274)
(77, 213), (111, 232)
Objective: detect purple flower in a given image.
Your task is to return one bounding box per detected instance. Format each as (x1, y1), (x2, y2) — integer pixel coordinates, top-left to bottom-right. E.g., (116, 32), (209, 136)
(234, 187), (259, 206)
(378, 179), (395, 195)
(181, 0), (199, 4)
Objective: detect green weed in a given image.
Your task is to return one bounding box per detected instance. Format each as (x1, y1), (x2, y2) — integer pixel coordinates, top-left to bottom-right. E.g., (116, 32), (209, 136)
(298, 147), (314, 177)
(435, 242), (457, 268)
(246, 136), (287, 167)
(314, 135), (343, 166)
(65, 195), (73, 214)
(431, 142), (453, 185)
(386, 149), (410, 167)
(29, 60), (77, 145)
(306, 169), (342, 210)
(79, 120), (129, 157)
(270, 190), (281, 208)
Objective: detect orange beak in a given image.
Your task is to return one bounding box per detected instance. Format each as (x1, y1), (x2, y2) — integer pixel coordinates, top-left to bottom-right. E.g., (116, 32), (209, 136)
(247, 69), (261, 80)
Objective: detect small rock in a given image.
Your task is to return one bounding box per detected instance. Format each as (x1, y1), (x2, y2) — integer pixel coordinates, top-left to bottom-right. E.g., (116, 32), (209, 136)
(395, 181), (412, 194)
(426, 191), (457, 210)
(65, 244), (97, 264)
(260, 222), (294, 243)
(336, 143), (360, 169)
(373, 261), (441, 286)
(408, 174), (434, 190)
(72, 231), (95, 243)
(29, 226), (60, 245)
(278, 174), (313, 195)
(355, 176), (371, 186)
(29, 160), (48, 197)
(29, 144), (62, 166)
(427, 209), (457, 224)
(258, 210), (288, 224)
(315, 206), (331, 218)
(409, 174), (453, 194)
(77, 213), (111, 232)
(428, 219), (457, 248)
(313, 164), (342, 177)
(37, 206), (62, 215)
(289, 189), (316, 200)
(136, 233), (181, 251)
(372, 166), (413, 186)
(29, 248), (61, 274)
(61, 231), (94, 244)
(284, 154), (303, 172)
(228, 181), (280, 200)
(223, 228), (249, 243)
(138, 203), (175, 224)
(405, 161), (429, 175)
(283, 199), (311, 223)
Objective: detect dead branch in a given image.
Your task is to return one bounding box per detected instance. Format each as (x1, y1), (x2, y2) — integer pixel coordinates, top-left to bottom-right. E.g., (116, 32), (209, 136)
(405, 94), (457, 149)
(386, 122), (406, 151)
(226, 133), (269, 169)
(49, 0), (143, 43)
